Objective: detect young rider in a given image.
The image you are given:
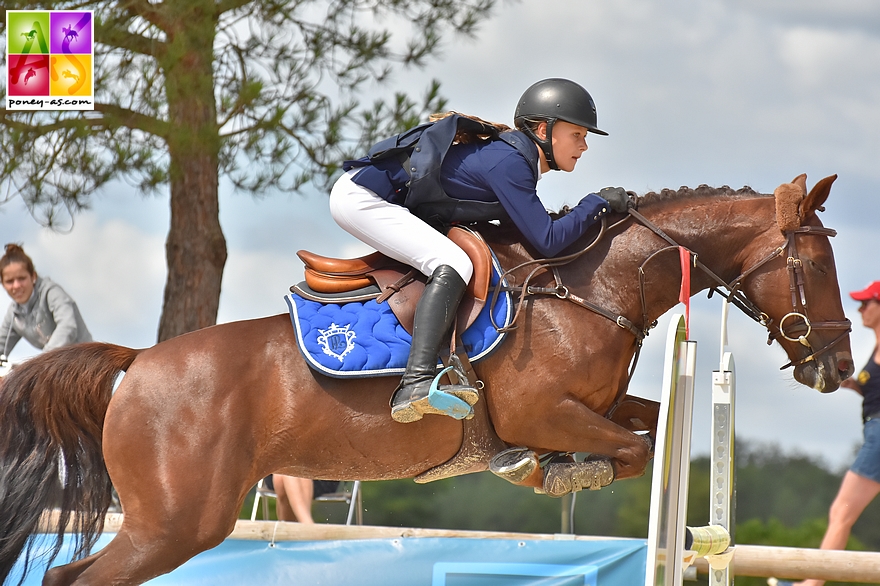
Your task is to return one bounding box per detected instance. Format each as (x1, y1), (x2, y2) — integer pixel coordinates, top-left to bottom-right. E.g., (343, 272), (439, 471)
(329, 78), (630, 424)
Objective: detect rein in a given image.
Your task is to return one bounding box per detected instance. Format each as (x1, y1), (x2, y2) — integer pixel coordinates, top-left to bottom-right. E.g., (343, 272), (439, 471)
(489, 203), (851, 379)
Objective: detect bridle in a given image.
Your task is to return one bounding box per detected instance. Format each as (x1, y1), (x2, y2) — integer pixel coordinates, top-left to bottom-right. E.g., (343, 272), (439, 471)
(627, 208), (851, 370)
(490, 205), (851, 375)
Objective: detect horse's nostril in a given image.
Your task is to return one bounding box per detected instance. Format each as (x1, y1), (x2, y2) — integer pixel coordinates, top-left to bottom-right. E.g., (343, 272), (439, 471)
(834, 352), (854, 378)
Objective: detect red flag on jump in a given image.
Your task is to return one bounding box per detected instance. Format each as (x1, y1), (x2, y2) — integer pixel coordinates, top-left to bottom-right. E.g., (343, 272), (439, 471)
(679, 247), (691, 339)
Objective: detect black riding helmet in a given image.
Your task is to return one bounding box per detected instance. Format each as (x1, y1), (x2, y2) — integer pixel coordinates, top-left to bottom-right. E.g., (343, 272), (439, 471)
(514, 78), (607, 171)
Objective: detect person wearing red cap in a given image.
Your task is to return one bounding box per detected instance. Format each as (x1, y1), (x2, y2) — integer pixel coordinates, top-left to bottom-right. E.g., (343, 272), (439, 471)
(795, 281), (880, 586)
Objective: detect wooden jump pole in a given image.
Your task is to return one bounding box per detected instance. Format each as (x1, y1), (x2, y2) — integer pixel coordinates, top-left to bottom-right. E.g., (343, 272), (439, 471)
(694, 545), (880, 583)
(38, 511), (632, 544)
(39, 512), (880, 583)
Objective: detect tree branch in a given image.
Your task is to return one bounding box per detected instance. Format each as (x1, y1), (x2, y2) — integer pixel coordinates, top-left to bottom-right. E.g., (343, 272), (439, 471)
(215, 0), (254, 17)
(95, 103), (170, 138)
(96, 13), (166, 58)
(0, 105), (169, 139)
(119, 0), (174, 33)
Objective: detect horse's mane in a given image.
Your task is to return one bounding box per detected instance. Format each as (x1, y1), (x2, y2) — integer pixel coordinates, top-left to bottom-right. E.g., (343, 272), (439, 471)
(637, 184), (766, 206)
(544, 184), (768, 220)
(478, 184), (770, 243)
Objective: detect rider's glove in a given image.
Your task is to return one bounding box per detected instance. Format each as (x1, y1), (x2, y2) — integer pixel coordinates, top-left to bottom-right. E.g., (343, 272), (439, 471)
(598, 186), (631, 213)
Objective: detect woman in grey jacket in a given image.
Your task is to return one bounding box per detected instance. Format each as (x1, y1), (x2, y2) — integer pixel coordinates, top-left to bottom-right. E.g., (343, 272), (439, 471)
(0, 243), (92, 358)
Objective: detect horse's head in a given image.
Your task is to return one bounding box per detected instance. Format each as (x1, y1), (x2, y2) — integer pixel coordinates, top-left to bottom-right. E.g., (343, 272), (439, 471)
(741, 174), (853, 393)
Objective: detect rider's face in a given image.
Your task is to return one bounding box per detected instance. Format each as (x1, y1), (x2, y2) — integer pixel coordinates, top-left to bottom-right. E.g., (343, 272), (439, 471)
(536, 120), (589, 173)
(2, 262), (36, 305)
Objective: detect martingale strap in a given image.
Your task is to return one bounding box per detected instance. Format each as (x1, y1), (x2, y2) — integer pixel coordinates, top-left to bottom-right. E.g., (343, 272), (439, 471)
(489, 215), (643, 341)
(491, 215), (637, 325)
(488, 214), (650, 390)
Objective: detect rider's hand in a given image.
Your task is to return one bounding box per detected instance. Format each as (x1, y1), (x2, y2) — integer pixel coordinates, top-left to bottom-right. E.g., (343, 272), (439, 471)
(598, 186), (631, 213)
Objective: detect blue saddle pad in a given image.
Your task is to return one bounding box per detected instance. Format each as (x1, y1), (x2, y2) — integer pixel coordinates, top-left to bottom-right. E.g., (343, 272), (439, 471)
(286, 261), (512, 379)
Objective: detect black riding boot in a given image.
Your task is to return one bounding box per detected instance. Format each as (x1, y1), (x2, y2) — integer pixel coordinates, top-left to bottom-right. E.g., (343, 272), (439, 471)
(390, 265), (478, 423)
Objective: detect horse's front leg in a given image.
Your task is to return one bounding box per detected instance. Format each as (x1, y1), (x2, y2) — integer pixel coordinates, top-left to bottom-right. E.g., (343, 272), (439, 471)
(491, 395), (653, 496)
(607, 395), (660, 448)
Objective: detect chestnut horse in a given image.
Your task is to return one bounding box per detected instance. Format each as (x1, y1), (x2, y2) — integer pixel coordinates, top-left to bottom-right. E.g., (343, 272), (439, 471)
(0, 174), (853, 585)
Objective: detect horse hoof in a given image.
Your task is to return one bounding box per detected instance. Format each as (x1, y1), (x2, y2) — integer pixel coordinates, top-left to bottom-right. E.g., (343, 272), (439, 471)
(490, 447), (538, 483)
(542, 459), (615, 497)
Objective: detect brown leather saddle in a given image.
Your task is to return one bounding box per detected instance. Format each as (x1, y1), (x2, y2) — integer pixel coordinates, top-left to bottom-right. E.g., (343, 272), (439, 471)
(295, 226), (494, 335)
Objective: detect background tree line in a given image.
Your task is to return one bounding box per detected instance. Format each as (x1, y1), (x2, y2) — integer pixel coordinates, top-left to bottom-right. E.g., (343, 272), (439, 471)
(245, 439), (879, 586)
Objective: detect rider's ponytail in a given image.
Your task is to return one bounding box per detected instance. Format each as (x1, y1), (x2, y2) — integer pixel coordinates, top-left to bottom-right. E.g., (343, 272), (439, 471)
(429, 111), (513, 145)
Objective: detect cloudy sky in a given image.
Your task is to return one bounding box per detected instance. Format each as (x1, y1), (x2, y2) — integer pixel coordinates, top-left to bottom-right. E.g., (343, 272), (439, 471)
(2, 0), (879, 470)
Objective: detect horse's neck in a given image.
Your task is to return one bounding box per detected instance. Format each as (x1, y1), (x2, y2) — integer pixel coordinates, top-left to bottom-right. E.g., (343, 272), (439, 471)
(618, 195), (777, 323)
(480, 194), (777, 330)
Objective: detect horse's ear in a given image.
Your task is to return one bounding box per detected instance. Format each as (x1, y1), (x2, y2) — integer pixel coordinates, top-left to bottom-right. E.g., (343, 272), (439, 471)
(801, 174), (837, 216)
(775, 177), (806, 232)
(791, 173), (808, 192)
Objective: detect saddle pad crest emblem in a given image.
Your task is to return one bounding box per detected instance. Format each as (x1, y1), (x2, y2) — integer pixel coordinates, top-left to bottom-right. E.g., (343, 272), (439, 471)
(316, 323), (356, 362)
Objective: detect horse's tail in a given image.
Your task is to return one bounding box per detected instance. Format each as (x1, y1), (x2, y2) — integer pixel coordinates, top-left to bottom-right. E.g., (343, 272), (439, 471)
(0, 342), (140, 585)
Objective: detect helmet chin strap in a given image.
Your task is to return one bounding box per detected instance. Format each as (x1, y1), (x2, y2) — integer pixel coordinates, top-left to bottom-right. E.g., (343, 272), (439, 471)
(522, 119), (559, 171)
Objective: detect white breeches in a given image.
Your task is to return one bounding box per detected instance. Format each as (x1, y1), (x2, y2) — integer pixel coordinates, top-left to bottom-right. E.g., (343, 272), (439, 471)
(329, 170), (474, 283)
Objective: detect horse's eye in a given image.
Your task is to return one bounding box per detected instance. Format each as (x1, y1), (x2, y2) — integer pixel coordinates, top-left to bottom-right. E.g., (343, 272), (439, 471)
(808, 259), (828, 276)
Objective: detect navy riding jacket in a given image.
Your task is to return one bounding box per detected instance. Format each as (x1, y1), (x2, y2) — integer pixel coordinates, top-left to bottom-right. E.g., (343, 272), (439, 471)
(344, 114), (610, 257)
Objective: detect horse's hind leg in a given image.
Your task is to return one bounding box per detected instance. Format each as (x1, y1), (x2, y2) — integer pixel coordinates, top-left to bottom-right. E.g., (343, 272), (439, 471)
(42, 551), (105, 586)
(43, 521), (232, 586)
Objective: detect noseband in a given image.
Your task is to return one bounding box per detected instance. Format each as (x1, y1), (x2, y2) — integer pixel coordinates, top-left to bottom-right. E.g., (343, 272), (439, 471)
(765, 225), (852, 369)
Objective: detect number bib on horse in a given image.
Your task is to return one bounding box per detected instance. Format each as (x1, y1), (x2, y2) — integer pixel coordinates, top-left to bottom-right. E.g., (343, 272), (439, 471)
(285, 256), (512, 378)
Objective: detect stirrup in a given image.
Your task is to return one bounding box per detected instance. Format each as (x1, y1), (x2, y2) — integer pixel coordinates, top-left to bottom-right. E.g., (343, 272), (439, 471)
(490, 447), (538, 484)
(391, 367), (476, 423)
(426, 366), (476, 419)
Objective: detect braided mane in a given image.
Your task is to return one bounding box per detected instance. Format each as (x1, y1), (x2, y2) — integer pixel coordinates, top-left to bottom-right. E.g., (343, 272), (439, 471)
(479, 184), (770, 242)
(637, 184), (766, 206)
